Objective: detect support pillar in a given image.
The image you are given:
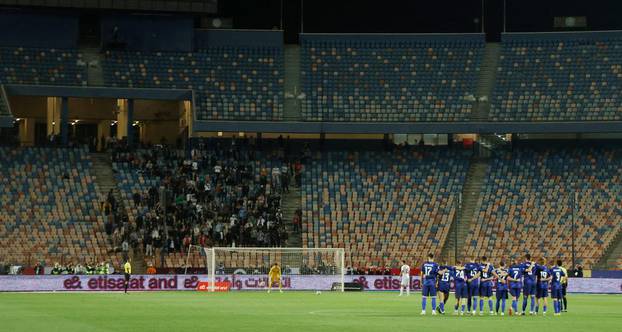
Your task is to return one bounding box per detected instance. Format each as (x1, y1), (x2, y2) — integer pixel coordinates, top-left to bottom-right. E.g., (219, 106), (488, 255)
(127, 99), (134, 147)
(179, 100), (193, 136)
(60, 96), (69, 146)
(116, 99), (128, 140)
(46, 97), (61, 137)
(18, 118), (36, 147)
(97, 120), (111, 151)
(116, 98), (134, 147)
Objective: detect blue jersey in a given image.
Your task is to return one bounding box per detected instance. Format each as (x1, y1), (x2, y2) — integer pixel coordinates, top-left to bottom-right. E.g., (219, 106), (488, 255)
(508, 265), (524, 288)
(465, 262), (481, 284)
(536, 264), (551, 288)
(452, 267), (467, 285)
(523, 261), (537, 283)
(421, 261), (440, 284)
(438, 266), (452, 286)
(550, 266), (565, 287)
(480, 263), (495, 286)
(495, 267), (509, 290)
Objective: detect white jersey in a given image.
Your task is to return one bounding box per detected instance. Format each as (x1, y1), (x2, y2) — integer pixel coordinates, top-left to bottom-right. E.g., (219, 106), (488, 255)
(400, 264), (411, 286)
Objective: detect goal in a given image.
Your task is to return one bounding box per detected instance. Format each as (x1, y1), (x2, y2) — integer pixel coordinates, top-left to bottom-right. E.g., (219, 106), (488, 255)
(186, 246), (345, 292)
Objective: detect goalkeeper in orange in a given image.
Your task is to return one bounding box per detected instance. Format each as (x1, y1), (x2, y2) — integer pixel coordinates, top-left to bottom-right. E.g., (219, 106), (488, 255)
(267, 263), (283, 293)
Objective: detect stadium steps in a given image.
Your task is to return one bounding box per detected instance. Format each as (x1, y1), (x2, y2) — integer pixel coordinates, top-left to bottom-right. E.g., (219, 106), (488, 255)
(90, 152), (129, 232)
(90, 153), (117, 197)
(472, 43), (501, 120)
(283, 44), (302, 121)
(91, 152), (147, 271)
(440, 158), (489, 263)
(130, 246), (147, 274)
(595, 228), (622, 269)
(282, 186), (302, 247)
(80, 47), (105, 86)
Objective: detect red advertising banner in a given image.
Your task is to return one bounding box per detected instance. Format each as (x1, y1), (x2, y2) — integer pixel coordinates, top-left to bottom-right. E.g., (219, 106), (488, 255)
(196, 281), (231, 292)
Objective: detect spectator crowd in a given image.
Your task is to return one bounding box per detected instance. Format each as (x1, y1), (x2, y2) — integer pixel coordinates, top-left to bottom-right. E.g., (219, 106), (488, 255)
(101, 136), (304, 267)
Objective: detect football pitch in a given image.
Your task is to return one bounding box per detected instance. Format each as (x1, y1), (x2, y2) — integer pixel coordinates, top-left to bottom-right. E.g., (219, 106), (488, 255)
(1, 292), (621, 332)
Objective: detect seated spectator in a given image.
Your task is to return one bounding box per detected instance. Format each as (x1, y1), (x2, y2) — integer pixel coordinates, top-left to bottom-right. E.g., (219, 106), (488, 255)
(146, 263), (157, 275)
(51, 263), (63, 275)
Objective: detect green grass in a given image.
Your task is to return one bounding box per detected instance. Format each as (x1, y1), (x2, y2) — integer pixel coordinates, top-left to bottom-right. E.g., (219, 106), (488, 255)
(1, 292), (621, 332)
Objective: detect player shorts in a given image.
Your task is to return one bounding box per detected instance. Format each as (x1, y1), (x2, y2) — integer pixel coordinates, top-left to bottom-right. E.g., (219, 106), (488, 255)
(510, 286), (522, 298)
(479, 284), (493, 297)
(536, 286), (549, 298)
(124, 273), (131, 282)
(269, 276), (280, 285)
(455, 283), (468, 298)
(523, 281), (536, 296)
(422, 282), (437, 297)
(551, 286), (563, 299)
(437, 282), (450, 293)
(496, 288), (508, 300)
(400, 276), (410, 287)
(468, 282), (480, 297)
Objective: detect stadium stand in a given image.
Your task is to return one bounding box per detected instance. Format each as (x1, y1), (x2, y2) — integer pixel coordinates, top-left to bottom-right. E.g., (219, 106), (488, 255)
(300, 35), (484, 121)
(464, 146), (622, 268)
(301, 147), (470, 268)
(109, 139), (293, 268)
(103, 47), (284, 121)
(0, 147), (110, 267)
(492, 32), (622, 121)
(0, 47), (87, 86)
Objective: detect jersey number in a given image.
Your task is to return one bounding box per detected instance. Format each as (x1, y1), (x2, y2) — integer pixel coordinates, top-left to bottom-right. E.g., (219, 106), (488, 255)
(513, 271), (519, 279)
(425, 266), (432, 276)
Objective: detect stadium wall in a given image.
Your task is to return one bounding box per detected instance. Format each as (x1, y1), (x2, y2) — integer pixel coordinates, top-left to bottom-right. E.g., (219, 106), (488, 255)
(191, 120), (622, 134)
(101, 14), (194, 52)
(502, 30), (622, 42)
(299, 32), (485, 43)
(0, 11), (78, 48)
(1, 275), (620, 294)
(194, 29), (284, 48)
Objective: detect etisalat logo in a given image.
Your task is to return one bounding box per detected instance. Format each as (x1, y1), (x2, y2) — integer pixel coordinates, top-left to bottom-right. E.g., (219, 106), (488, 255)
(63, 276), (186, 290)
(351, 276), (423, 290)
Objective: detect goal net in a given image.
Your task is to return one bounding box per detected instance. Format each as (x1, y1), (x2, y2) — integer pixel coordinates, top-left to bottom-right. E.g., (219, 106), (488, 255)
(186, 246), (345, 292)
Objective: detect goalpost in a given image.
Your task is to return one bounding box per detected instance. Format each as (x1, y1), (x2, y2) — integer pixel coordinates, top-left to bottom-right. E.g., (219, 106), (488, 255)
(185, 246), (345, 292)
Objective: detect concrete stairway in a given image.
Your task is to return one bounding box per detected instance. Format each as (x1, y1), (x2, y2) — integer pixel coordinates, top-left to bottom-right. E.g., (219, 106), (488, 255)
(90, 153), (116, 196)
(471, 43), (501, 120)
(281, 186), (302, 247)
(130, 247), (147, 274)
(283, 45), (302, 121)
(91, 153), (147, 271)
(90, 152), (126, 222)
(80, 47), (105, 86)
(440, 159), (489, 263)
(595, 230), (622, 269)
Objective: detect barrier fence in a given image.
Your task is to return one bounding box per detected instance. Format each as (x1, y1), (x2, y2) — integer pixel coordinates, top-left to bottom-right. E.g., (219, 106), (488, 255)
(0, 275), (620, 293)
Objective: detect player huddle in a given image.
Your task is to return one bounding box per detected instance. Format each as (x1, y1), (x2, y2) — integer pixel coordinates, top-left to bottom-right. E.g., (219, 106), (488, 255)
(402, 253), (567, 316)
